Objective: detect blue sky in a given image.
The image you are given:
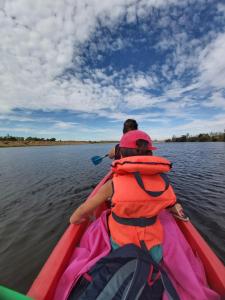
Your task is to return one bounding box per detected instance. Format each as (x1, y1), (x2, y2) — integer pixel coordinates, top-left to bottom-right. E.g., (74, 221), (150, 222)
(0, 0), (225, 140)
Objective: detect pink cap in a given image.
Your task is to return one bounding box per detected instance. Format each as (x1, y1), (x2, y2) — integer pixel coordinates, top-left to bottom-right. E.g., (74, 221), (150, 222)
(119, 130), (157, 150)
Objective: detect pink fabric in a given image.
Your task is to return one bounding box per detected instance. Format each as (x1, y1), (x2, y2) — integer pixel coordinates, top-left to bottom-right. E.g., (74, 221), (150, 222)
(54, 210), (219, 300)
(54, 211), (111, 300)
(159, 211), (220, 300)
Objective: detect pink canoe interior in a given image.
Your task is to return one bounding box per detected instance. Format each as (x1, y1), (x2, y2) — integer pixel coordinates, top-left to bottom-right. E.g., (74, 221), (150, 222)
(27, 172), (225, 300)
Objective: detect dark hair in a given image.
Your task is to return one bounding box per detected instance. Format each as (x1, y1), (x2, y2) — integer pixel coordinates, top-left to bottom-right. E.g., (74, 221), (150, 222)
(120, 139), (152, 157)
(123, 119), (138, 134)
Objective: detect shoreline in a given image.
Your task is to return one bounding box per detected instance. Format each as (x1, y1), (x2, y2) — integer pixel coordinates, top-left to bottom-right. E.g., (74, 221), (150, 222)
(1, 140), (223, 148)
(0, 141), (118, 148)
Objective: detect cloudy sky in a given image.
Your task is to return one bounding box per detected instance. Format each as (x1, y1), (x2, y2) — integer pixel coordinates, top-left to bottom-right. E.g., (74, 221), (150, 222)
(0, 0), (225, 140)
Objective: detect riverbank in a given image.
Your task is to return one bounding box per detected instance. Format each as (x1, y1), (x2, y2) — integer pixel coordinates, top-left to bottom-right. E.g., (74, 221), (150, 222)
(0, 140), (118, 148)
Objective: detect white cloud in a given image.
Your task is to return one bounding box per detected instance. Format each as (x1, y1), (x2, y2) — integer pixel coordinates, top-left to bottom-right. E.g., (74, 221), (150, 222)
(0, 0), (183, 117)
(0, 113), (59, 123)
(199, 32), (225, 89)
(132, 75), (153, 89)
(53, 121), (78, 129)
(145, 113), (225, 140)
(97, 110), (164, 122)
(175, 114), (225, 133)
(0, 0), (225, 140)
(124, 92), (162, 109)
(126, 5), (137, 23)
(217, 3), (225, 15)
(202, 91), (225, 109)
(0, 126), (34, 132)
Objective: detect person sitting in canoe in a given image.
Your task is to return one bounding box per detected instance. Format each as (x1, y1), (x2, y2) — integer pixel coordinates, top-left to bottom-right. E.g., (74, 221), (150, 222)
(107, 118), (138, 160)
(70, 129), (185, 262)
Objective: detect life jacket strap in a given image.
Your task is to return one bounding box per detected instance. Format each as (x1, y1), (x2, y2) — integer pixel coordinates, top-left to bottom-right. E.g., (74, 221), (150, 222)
(133, 171), (170, 197)
(112, 212), (157, 227)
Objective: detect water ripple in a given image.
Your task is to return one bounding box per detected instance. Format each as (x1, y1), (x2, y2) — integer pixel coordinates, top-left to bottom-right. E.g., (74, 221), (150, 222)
(0, 142), (224, 293)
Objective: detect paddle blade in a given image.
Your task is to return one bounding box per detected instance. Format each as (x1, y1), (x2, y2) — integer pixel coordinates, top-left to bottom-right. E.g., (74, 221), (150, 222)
(91, 156), (103, 165)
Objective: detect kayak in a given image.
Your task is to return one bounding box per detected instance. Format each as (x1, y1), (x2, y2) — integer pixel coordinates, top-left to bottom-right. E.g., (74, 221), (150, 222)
(27, 171), (225, 300)
(0, 285), (32, 300)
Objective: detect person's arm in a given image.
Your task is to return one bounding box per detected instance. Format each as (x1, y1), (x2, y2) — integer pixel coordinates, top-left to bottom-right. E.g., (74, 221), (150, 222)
(108, 147), (115, 159)
(70, 180), (113, 224)
(165, 186), (187, 219)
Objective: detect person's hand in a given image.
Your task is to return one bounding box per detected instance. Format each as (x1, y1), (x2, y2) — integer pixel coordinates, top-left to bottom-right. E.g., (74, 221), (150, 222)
(108, 147), (115, 159)
(169, 203), (189, 221)
(170, 203), (185, 218)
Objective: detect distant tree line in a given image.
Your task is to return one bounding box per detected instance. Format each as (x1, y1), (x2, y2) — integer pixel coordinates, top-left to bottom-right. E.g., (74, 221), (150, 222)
(165, 131), (225, 142)
(0, 134), (56, 142)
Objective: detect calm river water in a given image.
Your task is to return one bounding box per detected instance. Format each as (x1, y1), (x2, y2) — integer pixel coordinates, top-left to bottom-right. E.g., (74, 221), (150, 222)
(0, 142), (225, 294)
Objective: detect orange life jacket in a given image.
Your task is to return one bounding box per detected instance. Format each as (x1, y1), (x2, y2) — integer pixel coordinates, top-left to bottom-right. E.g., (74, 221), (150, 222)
(108, 155), (177, 250)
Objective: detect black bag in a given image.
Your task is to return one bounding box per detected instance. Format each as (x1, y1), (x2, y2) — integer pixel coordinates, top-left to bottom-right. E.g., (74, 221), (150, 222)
(69, 243), (180, 300)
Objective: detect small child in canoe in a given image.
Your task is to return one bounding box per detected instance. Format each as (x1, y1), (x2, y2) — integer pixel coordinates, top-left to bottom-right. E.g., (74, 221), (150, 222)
(70, 130), (185, 262)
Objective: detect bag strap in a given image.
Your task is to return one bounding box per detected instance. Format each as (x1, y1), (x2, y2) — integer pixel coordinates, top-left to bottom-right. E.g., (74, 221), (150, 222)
(121, 247), (151, 300)
(121, 243), (180, 300)
(95, 260), (137, 300)
(133, 171), (170, 197)
(160, 270), (180, 300)
(140, 241), (180, 300)
(90, 244), (156, 300)
(94, 246), (151, 300)
(90, 244), (180, 300)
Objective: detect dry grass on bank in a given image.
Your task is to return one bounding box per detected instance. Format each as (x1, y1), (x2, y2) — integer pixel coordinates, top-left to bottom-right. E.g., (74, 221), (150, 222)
(0, 140), (114, 148)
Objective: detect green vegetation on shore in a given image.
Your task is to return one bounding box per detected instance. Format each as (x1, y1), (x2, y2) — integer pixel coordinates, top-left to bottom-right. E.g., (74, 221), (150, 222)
(0, 135), (57, 142)
(1, 131), (224, 148)
(0, 135), (118, 147)
(165, 131), (225, 142)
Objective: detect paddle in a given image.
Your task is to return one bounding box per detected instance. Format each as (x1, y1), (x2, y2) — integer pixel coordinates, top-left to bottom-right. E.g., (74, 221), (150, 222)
(91, 154), (108, 165)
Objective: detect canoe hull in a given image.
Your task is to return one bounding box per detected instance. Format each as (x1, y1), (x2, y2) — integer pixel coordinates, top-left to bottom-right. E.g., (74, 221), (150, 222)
(27, 171), (225, 299)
